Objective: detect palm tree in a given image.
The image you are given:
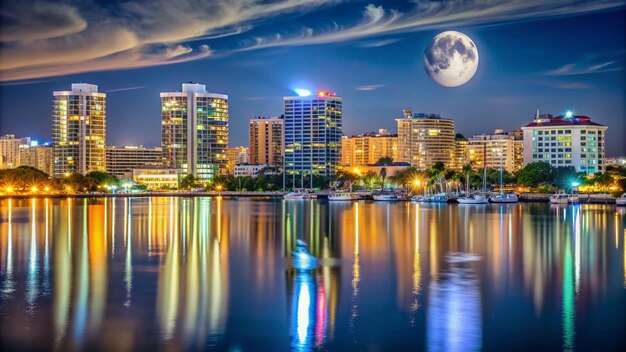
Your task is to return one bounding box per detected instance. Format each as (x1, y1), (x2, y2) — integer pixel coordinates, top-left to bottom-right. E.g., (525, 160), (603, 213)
(379, 167), (387, 190)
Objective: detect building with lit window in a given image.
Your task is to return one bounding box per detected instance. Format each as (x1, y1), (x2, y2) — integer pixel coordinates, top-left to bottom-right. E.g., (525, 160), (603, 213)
(18, 142), (54, 175)
(131, 168), (179, 190)
(341, 129), (398, 166)
(106, 145), (163, 178)
(249, 116), (283, 166)
(0, 134), (30, 169)
(467, 129), (524, 172)
(161, 83), (228, 182)
(451, 134), (469, 171)
(521, 113), (607, 173)
(225, 146), (249, 174)
(283, 90), (342, 187)
(396, 110), (455, 170)
(52, 83), (106, 177)
(234, 164), (279, 178)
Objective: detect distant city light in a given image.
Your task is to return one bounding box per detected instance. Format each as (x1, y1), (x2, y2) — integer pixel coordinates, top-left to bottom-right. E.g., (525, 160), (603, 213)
(572, 182), (580, 187)
(295, 89), (311, 97)
(30, 140), (39, 147)
(565, 110), (573, 118)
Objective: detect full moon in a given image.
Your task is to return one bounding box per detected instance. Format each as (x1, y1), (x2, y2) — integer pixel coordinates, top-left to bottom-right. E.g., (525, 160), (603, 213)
(424, 31), (479, 87)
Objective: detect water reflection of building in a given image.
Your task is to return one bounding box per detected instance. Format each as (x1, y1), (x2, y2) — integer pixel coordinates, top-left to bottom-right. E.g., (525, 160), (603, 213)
(156, 197), (229, 349)
(427, 260), (482, 351)
(284, 200), (341, 350)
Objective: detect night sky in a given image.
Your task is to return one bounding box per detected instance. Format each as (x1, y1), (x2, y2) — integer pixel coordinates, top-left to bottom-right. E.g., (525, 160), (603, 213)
(1, 0), (624, 156)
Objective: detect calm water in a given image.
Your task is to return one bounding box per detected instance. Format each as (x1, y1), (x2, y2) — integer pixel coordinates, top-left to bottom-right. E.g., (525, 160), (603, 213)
(0, 197), (625, 351)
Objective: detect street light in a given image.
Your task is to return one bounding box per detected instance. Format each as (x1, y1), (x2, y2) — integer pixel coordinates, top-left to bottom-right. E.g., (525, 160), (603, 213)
(216, 184), (223, 196)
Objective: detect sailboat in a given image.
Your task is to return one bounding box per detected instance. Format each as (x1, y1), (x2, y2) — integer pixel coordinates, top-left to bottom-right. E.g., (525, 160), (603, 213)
(489, 151), (518, 203)
(458, 158), (488, 205)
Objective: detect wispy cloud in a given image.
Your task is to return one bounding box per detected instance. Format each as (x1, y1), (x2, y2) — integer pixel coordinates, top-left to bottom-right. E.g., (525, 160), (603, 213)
(542, 81), (592, 89)
(355, 84), (385, 91)
(1, 0), (624, 81)
(357, 38), (402, 48)
(0, 0), (336, 81)
(238, 1), (625, 51)
(104, 86), (146, 93)
(544, 61), (622, 76)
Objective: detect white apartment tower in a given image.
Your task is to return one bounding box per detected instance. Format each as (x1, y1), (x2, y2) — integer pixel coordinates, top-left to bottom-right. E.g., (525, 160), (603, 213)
(52, 83), (106, 177)
(161, 83), (229, 182)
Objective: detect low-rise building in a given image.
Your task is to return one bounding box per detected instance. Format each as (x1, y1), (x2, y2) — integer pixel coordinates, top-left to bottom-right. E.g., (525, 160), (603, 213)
(341, 129), (398, 166)
(521, 113), (607, 173)
(467, 129), (524, 172)
(106, 145), (162, 178)
(226, 146), (250, 174)
(0, 134), (30, 169)
(19, 142), (54, 175)
(234, 164), (278, 178)
(131, 168), (179, 190)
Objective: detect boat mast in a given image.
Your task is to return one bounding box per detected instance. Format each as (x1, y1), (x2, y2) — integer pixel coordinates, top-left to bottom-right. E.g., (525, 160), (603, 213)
(482, 142), (487, 193)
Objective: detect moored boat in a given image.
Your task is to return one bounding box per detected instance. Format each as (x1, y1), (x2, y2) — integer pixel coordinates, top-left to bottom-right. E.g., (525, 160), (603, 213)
(328, 192), (359, 201)
(284, 190), (316, 200)
(457, 194), (489, 204)
(616, 193), (626, 206)
(549, 193), (568, 204)
(411, 195), (431, 202)
(373, 193), (407, 201)
(490, 193), (519, 203)
(430, 193), (448, 203)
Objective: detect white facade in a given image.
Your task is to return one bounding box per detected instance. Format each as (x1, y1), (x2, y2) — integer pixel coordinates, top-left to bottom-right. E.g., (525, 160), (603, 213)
(132, 168), (179, 190)
(521, 114), (607, 173)
(52, 83), (106, 176)
(234, 164), (275, 178)
(161, 83), (228, 182)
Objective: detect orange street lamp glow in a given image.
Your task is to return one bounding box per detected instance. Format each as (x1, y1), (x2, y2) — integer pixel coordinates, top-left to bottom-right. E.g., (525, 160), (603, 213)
(44, 187), (50, 192)
(6, 186), (14, 193)
(216, 184), (223, 191)
(31, 186), (39, 193)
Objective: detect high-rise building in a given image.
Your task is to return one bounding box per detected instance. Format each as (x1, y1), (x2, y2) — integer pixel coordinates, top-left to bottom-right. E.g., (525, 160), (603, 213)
(19, 142), (54, 175)
(106, 145), (163, 178)
(396, 110), (455, 170)
(52, 83), (106, 177)
(249, 116), (283, 165)
(521, 113), (607, 173)
(467, 129), (524, 172)
(341, 130), (398, 166)
(0, 134), (29, 169)
(225, 146), (249, 174)
(161, 83), (228, 182)
(284, 90), (342, 186)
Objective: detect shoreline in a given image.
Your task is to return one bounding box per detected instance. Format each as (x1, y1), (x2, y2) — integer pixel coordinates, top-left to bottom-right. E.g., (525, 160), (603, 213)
(0, 191), (619, 204)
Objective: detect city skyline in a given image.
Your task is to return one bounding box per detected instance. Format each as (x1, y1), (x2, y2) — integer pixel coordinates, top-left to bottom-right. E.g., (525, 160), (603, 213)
(0, 1), (624, 156)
